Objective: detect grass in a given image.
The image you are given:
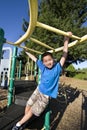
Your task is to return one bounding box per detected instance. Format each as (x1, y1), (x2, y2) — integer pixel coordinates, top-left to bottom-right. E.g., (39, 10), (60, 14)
(74, 72), (87, 80)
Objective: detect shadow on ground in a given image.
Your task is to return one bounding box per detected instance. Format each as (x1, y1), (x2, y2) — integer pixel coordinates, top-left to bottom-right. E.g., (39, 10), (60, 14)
(25, 84), (80, 130)
(81, 91), (87, 130)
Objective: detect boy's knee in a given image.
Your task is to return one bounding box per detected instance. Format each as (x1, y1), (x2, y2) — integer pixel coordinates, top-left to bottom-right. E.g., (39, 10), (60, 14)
(25, 105), (31, 114)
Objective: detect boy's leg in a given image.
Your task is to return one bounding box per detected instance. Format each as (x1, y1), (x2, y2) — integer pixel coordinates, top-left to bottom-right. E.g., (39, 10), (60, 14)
(25, 105), (31, 115)
(18, 88), (39, 124)
(24, 87), (39, 115)
(12, 108), (33, 130)
(18, 108), (33, 125)
(31, 92), (49, 116)
(12, 88), (39, 130)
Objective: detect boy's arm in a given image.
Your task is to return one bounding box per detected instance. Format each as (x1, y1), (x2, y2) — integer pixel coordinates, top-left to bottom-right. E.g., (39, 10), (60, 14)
(25, 52), (37, 62)
(60, 32), (72, 67)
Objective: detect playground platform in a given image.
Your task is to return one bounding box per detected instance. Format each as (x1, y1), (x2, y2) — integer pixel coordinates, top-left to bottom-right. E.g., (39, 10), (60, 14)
(0, 80), (38, 130)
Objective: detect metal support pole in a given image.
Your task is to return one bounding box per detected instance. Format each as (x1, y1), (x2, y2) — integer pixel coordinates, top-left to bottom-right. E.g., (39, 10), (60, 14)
(34, 62), (37, 81)
(18, 60), (22, 79)
(38, 55), (41, 84)
(16, 66), (19, 79)
(30, 60), (33, 79)
(43, 100), (52, 130)
(7, 47), (18, 106)
(44, 104), (51, 130)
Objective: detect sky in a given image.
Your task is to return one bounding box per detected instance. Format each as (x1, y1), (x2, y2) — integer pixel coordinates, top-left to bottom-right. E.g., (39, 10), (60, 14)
(73, 60), (87, 70)
(0, 0), (29, 53)
(0, 0), (87, 69)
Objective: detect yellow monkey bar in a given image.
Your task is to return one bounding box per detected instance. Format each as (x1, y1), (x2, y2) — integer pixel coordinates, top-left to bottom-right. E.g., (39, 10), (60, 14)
(15, 0), (38, 45)
(36, 22), (81, 40)
(14, 0), (82, 45)
(30, 37), (55, 51)
(48, 34), (87, 53)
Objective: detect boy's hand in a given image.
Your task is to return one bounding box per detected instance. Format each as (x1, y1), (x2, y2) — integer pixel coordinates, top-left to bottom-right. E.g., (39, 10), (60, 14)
(60, 31), (72, 67)
(25, 51), (37, 62)
(64, 32), (72, 41)
(25, 51), (29, 55)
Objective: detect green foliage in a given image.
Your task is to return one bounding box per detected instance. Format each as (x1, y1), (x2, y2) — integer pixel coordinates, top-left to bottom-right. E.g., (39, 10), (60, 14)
(17, 51), (28, 72)
(66, 64), (76, 77)
(82, 68), (87, 72)
(66, 64), (76, 72)
(65, 65), (87, 79)
(21, 0), (87, 66)
(73, 67), (87, 80)
(74, 73), (87, 80)
(17, 51), (27, 64)
(74, 69), (87, 80)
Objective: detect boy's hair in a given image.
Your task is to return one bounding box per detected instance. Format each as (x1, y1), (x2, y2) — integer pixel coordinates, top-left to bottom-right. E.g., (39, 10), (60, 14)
(42, 52), (53, 61)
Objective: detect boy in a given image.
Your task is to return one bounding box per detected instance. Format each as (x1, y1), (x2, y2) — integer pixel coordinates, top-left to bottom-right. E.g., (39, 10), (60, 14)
(12, 32), (72, 130)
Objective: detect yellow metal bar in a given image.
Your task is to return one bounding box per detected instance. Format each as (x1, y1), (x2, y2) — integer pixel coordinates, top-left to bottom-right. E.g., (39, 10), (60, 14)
(30, 37), (55, 50)
(48, 40), (78, 53)
(79, 34), (87, 43)
(37, 22), (81, 40)
(6, 40), (42, 54)
(20, 45), (42, 54)
(6, 40), (16, 46)
(48, 35), (87, 53)
(6, 34), (87, 54)
(15, 0), (38, 45)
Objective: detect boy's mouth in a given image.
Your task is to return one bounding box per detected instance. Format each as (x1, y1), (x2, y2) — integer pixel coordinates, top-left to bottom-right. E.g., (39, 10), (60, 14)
(47, 64), (53, 68)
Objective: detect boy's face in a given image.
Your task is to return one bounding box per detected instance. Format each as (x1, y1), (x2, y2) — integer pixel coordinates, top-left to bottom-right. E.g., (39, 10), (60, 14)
(43, 55), (54, 69)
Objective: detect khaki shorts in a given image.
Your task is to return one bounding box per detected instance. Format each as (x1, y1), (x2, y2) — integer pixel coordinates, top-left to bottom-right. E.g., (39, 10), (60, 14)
(26, 88), (49, 116)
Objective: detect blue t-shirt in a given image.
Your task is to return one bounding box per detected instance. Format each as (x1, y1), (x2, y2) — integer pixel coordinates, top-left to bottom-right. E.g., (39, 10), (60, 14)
(36, 60), (62, 98)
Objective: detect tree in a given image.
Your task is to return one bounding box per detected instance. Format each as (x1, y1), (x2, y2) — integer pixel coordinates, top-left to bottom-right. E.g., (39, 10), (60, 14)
(22, 0), (87, 67)
(66, 64), (76, 77)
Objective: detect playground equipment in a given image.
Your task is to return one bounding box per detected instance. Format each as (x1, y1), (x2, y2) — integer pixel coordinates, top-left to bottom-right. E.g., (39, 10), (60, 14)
(34, 62), (37, 81)
(25, 58), (34, 80)
(0, 0), (87, 129)
(0, 28), (6, 60)
(6, 0), (87, 54)
(18, 60), (22, 80)
(25, 59), (30, 80)
(0, 47), (12, 88)
(16, 60), (22, 80)
(7, 47), (18, 106)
